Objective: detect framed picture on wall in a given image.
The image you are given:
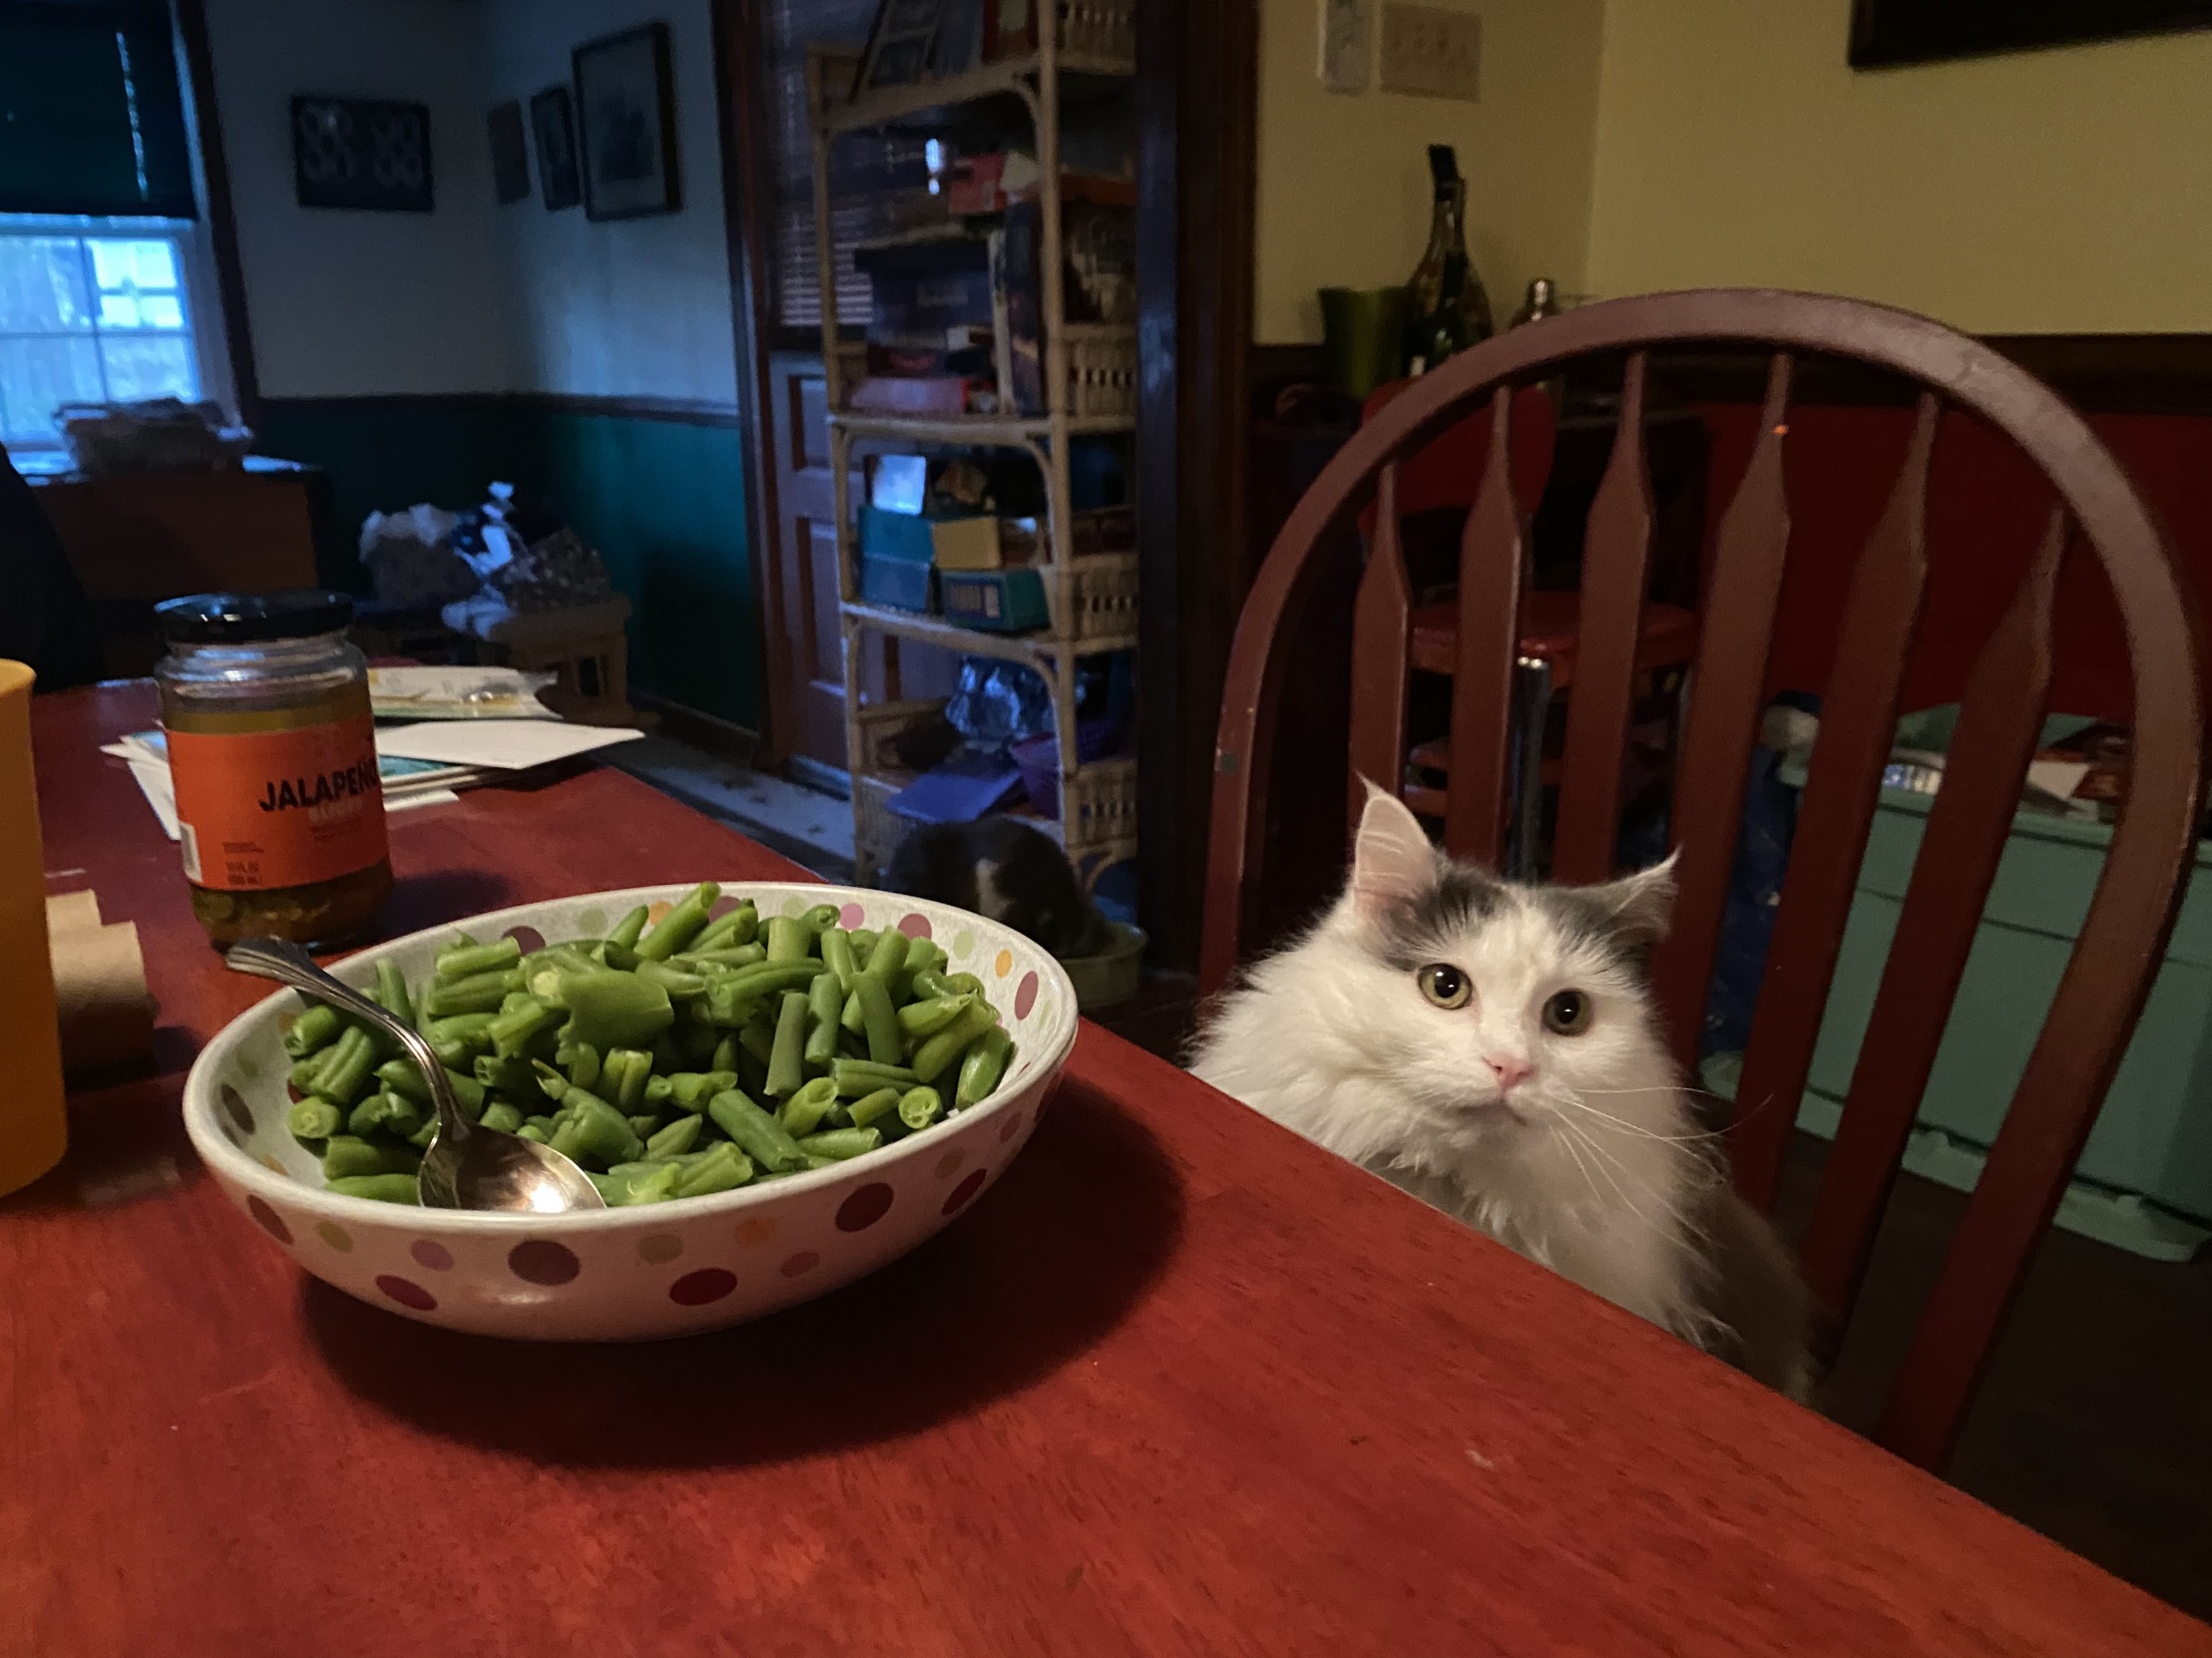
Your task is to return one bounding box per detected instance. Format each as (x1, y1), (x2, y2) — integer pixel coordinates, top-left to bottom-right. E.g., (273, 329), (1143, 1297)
(530, 85), (582, 210)
(573, 22), (680, 220)
(487, 100), (531, 204)
(1851, 0), (2212, 68)
(291, 97), (433, 211)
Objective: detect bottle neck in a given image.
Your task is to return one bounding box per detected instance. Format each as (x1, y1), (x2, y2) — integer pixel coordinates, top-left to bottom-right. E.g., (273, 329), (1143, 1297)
(1424, 182), (1468, 257)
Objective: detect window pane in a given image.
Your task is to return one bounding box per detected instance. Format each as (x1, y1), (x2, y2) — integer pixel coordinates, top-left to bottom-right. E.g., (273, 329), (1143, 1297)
(0, 334), (102, 442)
(131, 239), (179, 290)
(99, 292), (142, 328)
(99, 333), (195, 402)
(88, 236), (176, 291)
(0, 236), (93, 331)
(140, 293), (183, 329)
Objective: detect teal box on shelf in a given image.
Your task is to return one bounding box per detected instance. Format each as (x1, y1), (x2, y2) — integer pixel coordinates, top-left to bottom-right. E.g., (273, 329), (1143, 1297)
(857, 505), (938, 564)
(942, 568), (1049, 632)
(860, 554), (935, 613)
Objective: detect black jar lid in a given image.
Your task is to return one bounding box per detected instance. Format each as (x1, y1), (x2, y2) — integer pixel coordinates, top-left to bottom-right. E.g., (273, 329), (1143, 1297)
(156, 591), (355, 644)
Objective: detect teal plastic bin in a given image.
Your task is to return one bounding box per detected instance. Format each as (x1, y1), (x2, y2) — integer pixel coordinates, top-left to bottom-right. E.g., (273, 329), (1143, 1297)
(1706, 708), (2212, 1261)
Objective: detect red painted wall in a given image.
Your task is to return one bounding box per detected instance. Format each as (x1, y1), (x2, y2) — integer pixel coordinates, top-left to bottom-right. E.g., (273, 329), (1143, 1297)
(1691, 403), (2212, 721)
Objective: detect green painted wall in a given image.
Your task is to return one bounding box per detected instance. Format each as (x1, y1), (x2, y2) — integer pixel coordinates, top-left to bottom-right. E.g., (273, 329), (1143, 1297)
(254, 396), (760, 730)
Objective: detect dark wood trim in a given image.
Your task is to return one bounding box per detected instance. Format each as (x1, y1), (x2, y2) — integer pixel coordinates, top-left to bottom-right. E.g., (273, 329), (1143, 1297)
(255, 391), (746, 428)
(710, 0), (798, 771)
(1134, 0), (1260, 974)
(173, 0), (260, 430)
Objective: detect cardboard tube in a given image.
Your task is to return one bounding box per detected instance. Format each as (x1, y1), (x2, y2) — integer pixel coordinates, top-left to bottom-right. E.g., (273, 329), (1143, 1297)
(0, 659), (67, 1195)
(47, 892), (155, 1071)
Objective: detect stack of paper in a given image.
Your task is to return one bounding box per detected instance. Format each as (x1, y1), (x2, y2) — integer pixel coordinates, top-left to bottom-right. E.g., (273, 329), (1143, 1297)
(102, 730), (470, 842)
(365, 665), (562, 721)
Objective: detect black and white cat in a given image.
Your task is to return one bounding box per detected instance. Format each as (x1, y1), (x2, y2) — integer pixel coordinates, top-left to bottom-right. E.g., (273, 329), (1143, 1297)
(1190, 785), (1811, 1397)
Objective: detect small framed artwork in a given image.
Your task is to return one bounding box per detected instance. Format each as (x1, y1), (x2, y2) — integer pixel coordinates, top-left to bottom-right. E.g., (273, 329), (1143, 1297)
(530, 85), (582, 211)
(1850, 0), (2212, 67)
(573, 22), (680, 220)
(291, 97), (433, 212)
(984, 0), (1038, 61)
(487, 100), (531, 204)
(856, 0), (945, 94)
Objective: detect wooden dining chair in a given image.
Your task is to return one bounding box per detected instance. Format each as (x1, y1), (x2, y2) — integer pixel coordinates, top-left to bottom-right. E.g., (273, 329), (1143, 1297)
(1200, 289), (2205, 1471)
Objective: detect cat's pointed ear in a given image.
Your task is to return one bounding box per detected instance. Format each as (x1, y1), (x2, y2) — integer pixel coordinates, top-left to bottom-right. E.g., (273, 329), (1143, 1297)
(1587, 851), (1678, 948)
(1349, 779), (1437, 917)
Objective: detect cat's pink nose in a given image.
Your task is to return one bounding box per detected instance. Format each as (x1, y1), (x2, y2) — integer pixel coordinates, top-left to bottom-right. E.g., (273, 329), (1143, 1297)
(1485, 1054), (1534, 1091)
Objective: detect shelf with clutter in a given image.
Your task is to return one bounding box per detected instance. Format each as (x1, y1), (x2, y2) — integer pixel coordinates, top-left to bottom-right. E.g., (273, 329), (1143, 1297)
(810, 1), (1140, 911)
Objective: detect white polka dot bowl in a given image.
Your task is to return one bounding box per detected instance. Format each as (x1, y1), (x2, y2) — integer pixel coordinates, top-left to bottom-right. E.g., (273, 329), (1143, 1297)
(182, 883), (1079, 1340)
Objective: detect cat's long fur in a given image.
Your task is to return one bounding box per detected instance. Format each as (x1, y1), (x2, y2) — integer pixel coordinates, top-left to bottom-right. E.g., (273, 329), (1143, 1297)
(1190, 786), (1811, 1397)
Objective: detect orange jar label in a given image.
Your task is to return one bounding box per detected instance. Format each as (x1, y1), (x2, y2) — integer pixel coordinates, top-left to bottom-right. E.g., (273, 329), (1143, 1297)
(167, 716), (389, 891)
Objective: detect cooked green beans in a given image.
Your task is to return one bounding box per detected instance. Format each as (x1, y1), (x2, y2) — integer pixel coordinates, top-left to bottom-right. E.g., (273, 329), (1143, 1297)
(283, 894), (1022, 1207)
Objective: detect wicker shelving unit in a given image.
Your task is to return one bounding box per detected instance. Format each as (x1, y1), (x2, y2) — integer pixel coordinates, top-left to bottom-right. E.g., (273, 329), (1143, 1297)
(810, 4), (1139, 885)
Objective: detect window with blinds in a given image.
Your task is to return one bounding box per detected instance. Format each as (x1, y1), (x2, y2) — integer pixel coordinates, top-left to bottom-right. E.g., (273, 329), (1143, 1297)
(761, 0), (930, 333)
(0, 0), (197, 219)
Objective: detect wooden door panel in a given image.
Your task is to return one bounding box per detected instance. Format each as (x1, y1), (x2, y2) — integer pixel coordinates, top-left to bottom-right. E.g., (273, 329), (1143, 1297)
(767, 350), (852, 774)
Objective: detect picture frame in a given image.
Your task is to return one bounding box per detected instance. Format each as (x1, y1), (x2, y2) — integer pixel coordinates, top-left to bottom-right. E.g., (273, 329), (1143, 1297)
(1850, 0), (2212, 68)
(573, 22), (680, 221)
(290, 97), (433, 212)
(487, 100), (531, 205)
(855, 0), (945, 96)
(530, 85), (582, 211)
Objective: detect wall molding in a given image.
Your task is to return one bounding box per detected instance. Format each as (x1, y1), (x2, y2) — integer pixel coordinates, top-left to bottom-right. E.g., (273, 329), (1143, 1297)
(1250, 333), (2212, 418)
(255, 390), (746, 428)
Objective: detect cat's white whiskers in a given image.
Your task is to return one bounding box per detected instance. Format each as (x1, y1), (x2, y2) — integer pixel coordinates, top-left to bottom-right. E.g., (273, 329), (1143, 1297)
(1549, 1091), (1731, 1144)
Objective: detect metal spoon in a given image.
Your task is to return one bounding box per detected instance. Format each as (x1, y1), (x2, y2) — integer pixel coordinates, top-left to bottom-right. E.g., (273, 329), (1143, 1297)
(224, 938), (605, 1213)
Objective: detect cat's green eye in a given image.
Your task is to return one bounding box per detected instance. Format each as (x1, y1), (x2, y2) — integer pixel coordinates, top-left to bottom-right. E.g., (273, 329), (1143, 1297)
(1542, 990), (1591, 1036)
(1417, 964), (1472, 1010)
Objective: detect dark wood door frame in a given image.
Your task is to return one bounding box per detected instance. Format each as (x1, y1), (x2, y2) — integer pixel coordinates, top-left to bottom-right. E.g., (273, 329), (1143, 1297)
(1134, 0), (1259, 973)
(174, 0), (261, 431)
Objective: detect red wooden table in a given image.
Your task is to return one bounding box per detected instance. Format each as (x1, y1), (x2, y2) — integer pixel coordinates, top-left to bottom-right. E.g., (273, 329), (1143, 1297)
(6, 682), (2207, 1658)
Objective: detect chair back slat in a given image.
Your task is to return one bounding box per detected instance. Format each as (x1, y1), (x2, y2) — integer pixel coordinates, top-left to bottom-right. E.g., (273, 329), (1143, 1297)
(1442, 385), (1525, 867)
(1650, 355), (1795, 1065)
(1799, 511), (2064, 1357)
(1552, 352), (1656, 883)
(1728, 393), (1943, 1212)
(1347, 462), (1412, 841)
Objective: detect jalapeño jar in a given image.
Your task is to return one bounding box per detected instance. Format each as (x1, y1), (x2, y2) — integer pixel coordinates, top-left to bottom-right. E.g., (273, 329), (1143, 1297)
(154, 592), (392, 948)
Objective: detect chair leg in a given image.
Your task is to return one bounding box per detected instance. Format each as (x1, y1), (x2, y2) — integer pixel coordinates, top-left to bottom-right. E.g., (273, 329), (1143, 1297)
(1509, 655), (1552, 878)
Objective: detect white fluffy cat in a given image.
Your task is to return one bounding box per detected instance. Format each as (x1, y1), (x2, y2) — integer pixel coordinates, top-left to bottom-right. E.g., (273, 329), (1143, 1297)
(1190, 785), (1811, 1397)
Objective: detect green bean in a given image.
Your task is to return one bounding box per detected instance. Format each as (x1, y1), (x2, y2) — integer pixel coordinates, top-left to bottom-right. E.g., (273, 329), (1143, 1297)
(939, 972), (986, 999)
(832, 1057), (918, 1097)
(607, 903), (652, 952)
(287, 1098), (341, 1141)
(480, 1101), (524, 1134)
(378, 1091), (427, 1140)
(645, 1113), (702, 1158)
(840, 987), (866, 1036)
(820, 928), (859, 992)
(898, 1085), (945, 1132)
(436, 936), (522, 981)
(897, 993), (973, 1040)
(326, 1173), (420, 1204)
(558, 968), (674, 1051)
(709, 1035), (738, 1075)
(911, 1002), (1001, 1084)
(854, 973), (903, 1066)
(673, 1141), (753, 1198)
(738, 1014), (775, 1068)
(517, 1122), (550, 1143)
(426, 1013), (496, 1064)
(322, 1135), (420, 1180)
(603, 1047), (653, 1111)
(524, 1112), (557, 1135)
(283, 1003), (342, 1058)
(796, 1127), (881, 1161)
(803, 969), (845, 1067)
(406, 1117), (438, 1149)
(905, 938), (947, 978)
(345, 1092), (390, 1137)
(703, 961), (828, 1025)
(474, 1052), (538, 1096)
(423, 970), (525, 1019)
(776, 1075), (839, 1139)
(846, 1086), (903, 1130)
(288, 1054), (328, 1094)
(691, 902), (757, 954)
(957, 1026), (1014, 1108)
(560, 1040), (601, 1089)
(375, 1056), (486, 1115)
(865, 928), (910, 981)
(309, 1027), (376, 1103)
(372, 960), (415, 1026)
(635, 959), (709, 1000)
(673, 1016), (720, 1069)
(668, 1068), (738, 1109)
(643, 1072), (673, 1107)
(909, 968), (954, 1004)
(671, 944), (767, 971)
(849, 927), (878, 957)
(612, 1161), (681, 1205)
(766, 989), (809, 1098)
(489, 995), (562, 1056)
(706, 1087), (809, 1173)
(636, 881), (719, 962)
(571, 1092), (646, 1166)
(764, 915), (810, 966)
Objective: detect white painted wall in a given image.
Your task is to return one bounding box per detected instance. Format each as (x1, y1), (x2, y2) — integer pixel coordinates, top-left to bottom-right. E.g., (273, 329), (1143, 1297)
(201, 0), (510, 397)
(472, 0), (738, 405)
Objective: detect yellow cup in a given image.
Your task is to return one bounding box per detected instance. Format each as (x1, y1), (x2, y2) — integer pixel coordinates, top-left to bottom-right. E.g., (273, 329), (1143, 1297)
(0, 660), (67, 1196)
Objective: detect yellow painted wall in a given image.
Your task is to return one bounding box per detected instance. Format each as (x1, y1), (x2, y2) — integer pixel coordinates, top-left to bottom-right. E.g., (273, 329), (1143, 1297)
(1252, 0), (1607, 343)
(1583, 0), (2212, 332)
